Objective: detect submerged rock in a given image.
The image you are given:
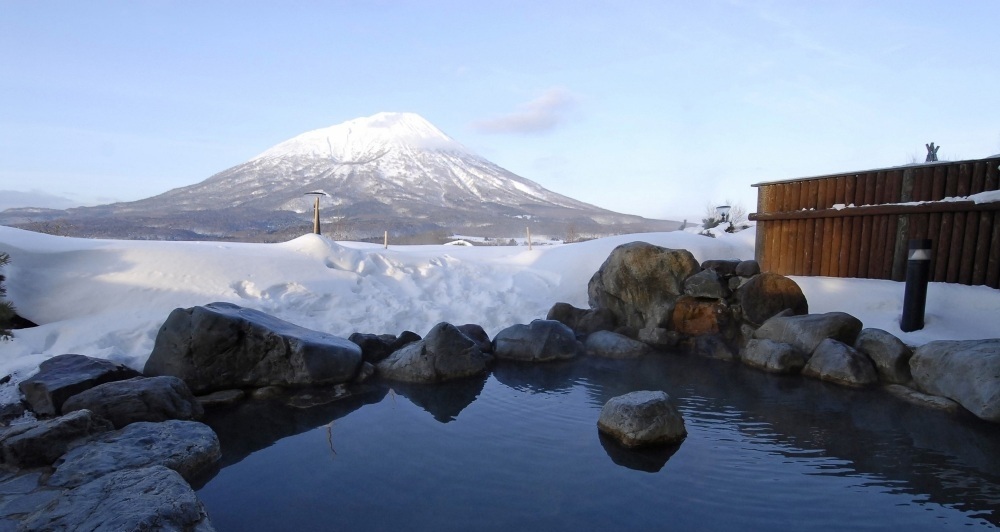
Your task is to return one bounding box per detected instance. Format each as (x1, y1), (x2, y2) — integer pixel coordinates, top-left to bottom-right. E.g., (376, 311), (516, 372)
(597, 391), (686, 448)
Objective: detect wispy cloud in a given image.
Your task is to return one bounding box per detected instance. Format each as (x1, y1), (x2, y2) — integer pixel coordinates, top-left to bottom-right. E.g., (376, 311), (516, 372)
(472, 87), (577, 134)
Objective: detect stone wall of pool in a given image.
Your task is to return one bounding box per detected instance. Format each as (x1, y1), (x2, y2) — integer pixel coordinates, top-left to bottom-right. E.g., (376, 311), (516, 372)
(1, 241), (998, 528)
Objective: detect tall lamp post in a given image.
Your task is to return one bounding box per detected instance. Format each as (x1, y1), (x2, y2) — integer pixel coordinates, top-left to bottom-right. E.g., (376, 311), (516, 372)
(716, 205), (731, 228)
(304, 191), (329, 235)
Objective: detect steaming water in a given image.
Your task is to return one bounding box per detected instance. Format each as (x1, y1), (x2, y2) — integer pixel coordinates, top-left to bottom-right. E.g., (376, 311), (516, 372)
(196, 354), (1000, 531)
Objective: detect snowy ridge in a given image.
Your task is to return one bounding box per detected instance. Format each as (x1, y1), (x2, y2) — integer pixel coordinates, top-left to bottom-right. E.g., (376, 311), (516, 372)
(251, 112), (473, 163)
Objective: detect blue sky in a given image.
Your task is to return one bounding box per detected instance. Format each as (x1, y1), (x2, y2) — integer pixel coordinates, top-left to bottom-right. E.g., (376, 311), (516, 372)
(2, 1), (998, 221)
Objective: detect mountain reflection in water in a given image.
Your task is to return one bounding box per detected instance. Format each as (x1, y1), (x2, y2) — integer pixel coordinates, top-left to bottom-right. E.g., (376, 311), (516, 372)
(198, 353), (1000, 531)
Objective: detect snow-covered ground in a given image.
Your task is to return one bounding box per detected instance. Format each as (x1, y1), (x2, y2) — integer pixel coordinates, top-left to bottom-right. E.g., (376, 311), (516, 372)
(1, 225), (998, 382)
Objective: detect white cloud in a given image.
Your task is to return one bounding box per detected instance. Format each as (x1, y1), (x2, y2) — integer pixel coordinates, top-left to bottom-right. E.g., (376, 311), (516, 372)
(472, 87), (577, 134)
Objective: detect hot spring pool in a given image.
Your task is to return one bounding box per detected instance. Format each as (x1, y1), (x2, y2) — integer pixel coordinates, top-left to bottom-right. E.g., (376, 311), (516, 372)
(195, 353), (1000, 531)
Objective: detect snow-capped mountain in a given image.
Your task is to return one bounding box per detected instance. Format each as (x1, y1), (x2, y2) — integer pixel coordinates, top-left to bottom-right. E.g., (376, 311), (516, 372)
(1, 112), (680, 242)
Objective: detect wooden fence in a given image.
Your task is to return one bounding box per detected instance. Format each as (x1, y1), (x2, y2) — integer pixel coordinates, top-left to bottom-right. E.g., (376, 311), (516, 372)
(748, 156), (1000, 289)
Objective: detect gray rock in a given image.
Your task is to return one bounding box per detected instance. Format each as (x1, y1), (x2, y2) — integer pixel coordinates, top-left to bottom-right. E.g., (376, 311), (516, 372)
(637, 327), (680, 350)
(198, 389), (247, 407)
(61, 376), (203, 429)
(144, 302), (363, 394)
(21, 465), (215, 531)
(910, 339), (1000, 422)
(354, 361), (376, 383)
(736, 272), (809, 326)
(692, 334), (736, 361)
(18, 354), (141, 416)
(588, 242), (701, 330)
(47, 420), (221, 488)
(855, 328), (913, 384)
(377, 322), (492, 382)
(802, 338), (878, 387)
(597, 391), (686, 448)
(883, 384), (962, 414)
(546, 302), (617, 335)
(456, 323), (493, 354)
(683, 269), (730, 299)
(0, 410), (112, 468)
(545, 302), (584, 331)
(492, 320), (584, 362)
(585, 331), (652, 359)
(700, 259), (740, 276)
(349, 331), (421, 364)
(740, 338), (807, 374)
(734, 260), (761, 277)
(753, 312), (863, 357)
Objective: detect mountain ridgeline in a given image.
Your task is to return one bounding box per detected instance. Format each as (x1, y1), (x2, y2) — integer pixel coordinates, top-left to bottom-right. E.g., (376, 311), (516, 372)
(1, 113), (681, 243)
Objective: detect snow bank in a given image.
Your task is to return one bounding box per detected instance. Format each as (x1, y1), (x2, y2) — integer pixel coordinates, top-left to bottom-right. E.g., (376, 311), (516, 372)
(1, 225), (997, 381)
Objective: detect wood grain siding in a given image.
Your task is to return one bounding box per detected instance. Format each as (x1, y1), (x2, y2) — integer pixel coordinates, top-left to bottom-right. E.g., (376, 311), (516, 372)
(750, 157), (1000, 288)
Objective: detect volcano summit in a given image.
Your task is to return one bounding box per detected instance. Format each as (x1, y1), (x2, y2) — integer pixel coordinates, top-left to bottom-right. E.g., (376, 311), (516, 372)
(2, 113), (680, 242)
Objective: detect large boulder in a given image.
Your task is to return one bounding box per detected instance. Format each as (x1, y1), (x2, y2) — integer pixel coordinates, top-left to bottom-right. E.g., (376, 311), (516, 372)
(21, 466), (215, 531)
(144, 302), (363, 394)
(18, 354), (141, 416)
(47, 420), (221, 488)
(493, 320), (584, 362)
(910, 339), (1000, 423)
(0, 410), (113, 468)
(597, 391), (686, 448)
(753, 312), (863, 357)
(672, 296), (729, 337)
(802, 338), (878, 387)
(61, 376), (203, 429)
(585, 331), (652, 359)
(737, 273), (808, 326)
(854, 328), (913, 385)
(377, 322), (492, 383)
(588, 242), (701, 330)
(739, 339), (807, 374)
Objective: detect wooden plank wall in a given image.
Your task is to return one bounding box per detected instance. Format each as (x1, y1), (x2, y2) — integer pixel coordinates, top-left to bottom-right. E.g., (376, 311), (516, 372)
(751, 157), (1000, 289)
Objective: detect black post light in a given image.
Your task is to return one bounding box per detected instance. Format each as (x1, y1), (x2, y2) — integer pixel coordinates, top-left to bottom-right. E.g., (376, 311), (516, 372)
(900, 239), (932, 332)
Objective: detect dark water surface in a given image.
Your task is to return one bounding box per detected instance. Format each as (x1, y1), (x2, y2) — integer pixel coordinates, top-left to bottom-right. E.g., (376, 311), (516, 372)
(196, 353), (1000, 531)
